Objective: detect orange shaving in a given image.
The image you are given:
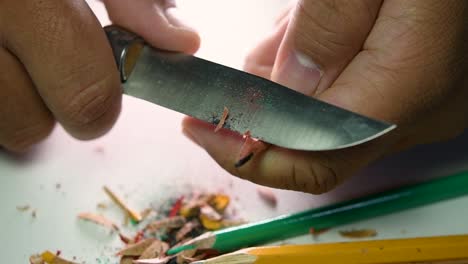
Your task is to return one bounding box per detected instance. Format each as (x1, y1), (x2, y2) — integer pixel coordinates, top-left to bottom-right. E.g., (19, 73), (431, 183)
(214, 107), (229, 133)
(78, 212), (119, 231)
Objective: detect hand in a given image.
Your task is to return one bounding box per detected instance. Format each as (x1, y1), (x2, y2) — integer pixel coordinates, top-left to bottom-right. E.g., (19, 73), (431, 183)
(182, 0), (468, 194)
(0, 0), (199, 152)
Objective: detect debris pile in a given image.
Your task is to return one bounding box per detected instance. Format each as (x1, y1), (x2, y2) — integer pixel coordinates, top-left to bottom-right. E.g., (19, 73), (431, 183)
(30, 188), (243, 264)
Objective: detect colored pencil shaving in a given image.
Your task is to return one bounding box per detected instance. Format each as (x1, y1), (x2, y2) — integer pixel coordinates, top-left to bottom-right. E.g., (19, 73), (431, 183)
(167, 171), (468, 255)
(30, 251), (78, 264)
(31, 192), (242, 264)
(235, 131), (270, 168)
(103, 186), (143, 222)
(192, 234), (468, 264)
(339, 229), (378, 239)
(77, 212), (119, 231)
(214, 107), (229, 133)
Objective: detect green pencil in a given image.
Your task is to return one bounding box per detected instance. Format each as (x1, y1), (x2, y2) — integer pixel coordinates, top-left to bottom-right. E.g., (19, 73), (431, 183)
(167, 171), (468, 255)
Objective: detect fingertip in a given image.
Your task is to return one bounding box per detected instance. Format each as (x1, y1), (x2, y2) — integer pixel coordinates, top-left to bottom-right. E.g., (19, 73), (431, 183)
(61, 74), (122, 140)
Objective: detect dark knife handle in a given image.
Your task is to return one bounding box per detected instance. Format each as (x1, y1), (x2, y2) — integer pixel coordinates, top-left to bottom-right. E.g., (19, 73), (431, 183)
(104, 25), (144, 82)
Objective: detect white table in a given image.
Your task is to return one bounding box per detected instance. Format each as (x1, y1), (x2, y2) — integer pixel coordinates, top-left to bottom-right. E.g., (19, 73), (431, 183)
(1, 1), (468, 262)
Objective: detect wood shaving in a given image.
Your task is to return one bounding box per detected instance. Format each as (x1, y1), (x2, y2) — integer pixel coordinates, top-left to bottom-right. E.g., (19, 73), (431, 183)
(140, 208), (155, 221)
(133, 257), (171, 264)
(339, 229), (378, 238)
(200, 205), (222, 221)
(97, 202), (108, 209)
(235, 131), (270, 168)
(120, 256), (136, 264)
(256, 187), (277, 208)
(39, 251), (78, 264)
(208, 194), (230, 213)
(214, 107), (229, 133)
(77, 212), (119, 231)
(139, 240), (169, 259)
(199, 214), (222, 230)
(29, 254), (44, 264)
(118, 238), (156, 257)
(104, 186), (142, 222)
(145, 216), (186, 233)
(16, 205), (31, 212)
(175, 220), (200, 242)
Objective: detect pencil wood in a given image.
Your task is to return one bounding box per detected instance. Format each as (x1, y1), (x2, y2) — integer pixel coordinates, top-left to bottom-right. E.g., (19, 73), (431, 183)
(167, 171), (468, 255)
(192, 234), (468, 264)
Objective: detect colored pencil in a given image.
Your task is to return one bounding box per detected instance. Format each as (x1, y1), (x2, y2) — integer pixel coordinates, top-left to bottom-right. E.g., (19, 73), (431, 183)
(192, 234), (468, 264)
(167, 171), (468, 255)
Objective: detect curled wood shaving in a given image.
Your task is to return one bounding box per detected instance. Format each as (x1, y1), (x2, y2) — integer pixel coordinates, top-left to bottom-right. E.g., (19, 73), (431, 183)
(339, 229), (378, 238)
(256, 187), (277, 208)
(118, 238), (156, 256)
(145, 216), (186, 233)
(175, 220), (200, 242)
(235, 131), (270, 168)
(208, 194), (230, 213)
(138, 240), (169, 260)
(120, 256), (136, 264)
(17, 205), (31, 212)
(199, 214), (223, 230)
(214, 107), (229, 133)
(29, 254), (44, 264)
(39, 251), (78, 264)
(78, 212), (119, 231)
(200, 205), (222, 221)
(133, 257), (171, 264)
(179, 195), (213, 218)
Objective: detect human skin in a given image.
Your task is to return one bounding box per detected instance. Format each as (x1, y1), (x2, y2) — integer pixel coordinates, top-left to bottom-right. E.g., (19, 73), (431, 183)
(182, 0), (468, 194)
(0, 0), (199, 152)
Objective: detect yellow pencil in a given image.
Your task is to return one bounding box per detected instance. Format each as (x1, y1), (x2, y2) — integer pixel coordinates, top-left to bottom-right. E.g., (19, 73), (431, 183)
(193, 234), (468, 264)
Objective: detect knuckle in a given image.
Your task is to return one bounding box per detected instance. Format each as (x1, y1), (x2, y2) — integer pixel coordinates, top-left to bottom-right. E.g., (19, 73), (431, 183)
(292, 159), (338, 194)
(4, 120), (54, 152)
(61, 73), (120, 131)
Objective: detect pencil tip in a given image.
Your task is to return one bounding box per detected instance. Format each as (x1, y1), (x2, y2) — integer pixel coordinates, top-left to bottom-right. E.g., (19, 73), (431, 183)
(235, 153), (254, 168)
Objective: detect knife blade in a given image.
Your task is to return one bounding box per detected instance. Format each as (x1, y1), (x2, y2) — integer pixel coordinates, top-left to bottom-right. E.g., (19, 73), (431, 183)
(104, 25), (395, 151)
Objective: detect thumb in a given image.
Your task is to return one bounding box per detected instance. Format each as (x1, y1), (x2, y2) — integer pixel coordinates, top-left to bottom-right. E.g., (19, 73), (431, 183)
(104, 0), (200, 54)
(271, 0), (381, 95)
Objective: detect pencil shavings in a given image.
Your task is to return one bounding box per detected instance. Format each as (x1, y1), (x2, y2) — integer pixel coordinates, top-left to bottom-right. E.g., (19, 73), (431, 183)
(139, 240), (169, 259)
(37, 251), (78, 264)
(214, 107), (229, 133)
(17, 205), (31, 212)
(145, 216), (186, 233)
(118, 238), (157, 256)
(29, 254), (44, 264)
(120, 256), (135, 264)
(256, 187), (277, 208)
(209, 194), (230, 213)
(179, 194), (213, 218)
(175, 220), (200, 242)
(339, 229), (378, 239)
(78, 212), (119, 231)
(133, 257), (171, 264)
(200, 205), (222, 221)
(199, 214), (223, 230)
(31, 192), (241, 264)
(235, 131), (270, 168)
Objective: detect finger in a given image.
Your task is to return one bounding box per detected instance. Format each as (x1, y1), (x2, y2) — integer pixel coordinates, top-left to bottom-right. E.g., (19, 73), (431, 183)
(1, 0), (122, 140)
(319, 0), (467, 125)
(271, 0), (382, 95)
(0, 48), (55, 152)
(182, 117), (394, 194)
(243, 17), (289, 79)
(104, 0), (200, 54)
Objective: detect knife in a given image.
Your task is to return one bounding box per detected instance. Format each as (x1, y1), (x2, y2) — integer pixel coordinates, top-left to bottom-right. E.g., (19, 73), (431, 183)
(104, 25), (395, 151)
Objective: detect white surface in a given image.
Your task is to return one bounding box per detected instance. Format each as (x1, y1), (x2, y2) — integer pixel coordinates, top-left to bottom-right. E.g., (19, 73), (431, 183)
(1, 1), (468, 262)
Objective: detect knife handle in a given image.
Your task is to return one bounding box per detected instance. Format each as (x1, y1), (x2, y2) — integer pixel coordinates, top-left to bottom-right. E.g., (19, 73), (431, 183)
(104, 25), (145, 82)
